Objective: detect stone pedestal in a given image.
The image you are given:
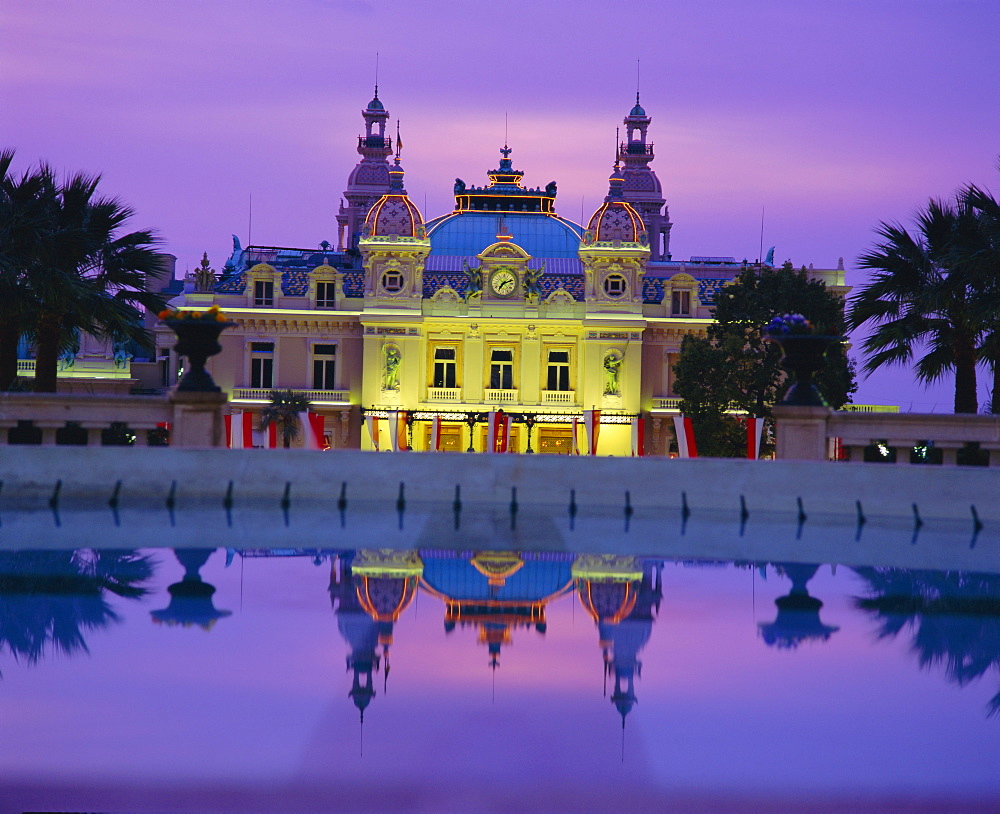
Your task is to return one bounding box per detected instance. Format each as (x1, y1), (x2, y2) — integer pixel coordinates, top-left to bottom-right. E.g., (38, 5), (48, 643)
(773, 405), (832, 461)
(169, 391), (228, 448)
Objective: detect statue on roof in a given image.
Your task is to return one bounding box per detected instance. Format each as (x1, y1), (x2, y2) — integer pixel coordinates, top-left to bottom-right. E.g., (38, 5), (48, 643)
(462, 261), (482, 300)
(232, 234), (242, 253)
(545, 181), (557, 196)
(454, 178), (466, 194)
(524, 263), (544, 301)
(194, 252), (216, 293)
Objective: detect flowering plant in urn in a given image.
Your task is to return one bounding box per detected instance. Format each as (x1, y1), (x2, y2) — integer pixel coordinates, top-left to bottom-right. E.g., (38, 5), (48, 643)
(764, 313), (843, 407)
(159, 305), (235, 392)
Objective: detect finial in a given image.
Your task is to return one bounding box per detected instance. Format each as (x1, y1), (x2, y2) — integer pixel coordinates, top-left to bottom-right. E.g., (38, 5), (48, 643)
(374, 51), (379, 99)
(395, 119), (401, 160)
(500, 144), (512, 159)
(614, 128), (621, 171)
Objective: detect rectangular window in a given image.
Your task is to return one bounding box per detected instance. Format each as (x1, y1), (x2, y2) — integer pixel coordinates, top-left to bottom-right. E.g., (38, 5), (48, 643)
(254, 279), (274, 307)
(433, 347), (457, 388)
(316, 281), (336, 308)
(671, 290), (691, 316)
(489, 348), (514, 390)
(312, 344), (337, 390)
(251, 357), (273, 388)
(250, 342), (274, 389)
(546, 350), (570, 391)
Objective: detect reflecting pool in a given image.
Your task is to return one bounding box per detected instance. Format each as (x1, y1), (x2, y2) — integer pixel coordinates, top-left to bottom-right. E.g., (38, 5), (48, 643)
(1, 545), (998, 812)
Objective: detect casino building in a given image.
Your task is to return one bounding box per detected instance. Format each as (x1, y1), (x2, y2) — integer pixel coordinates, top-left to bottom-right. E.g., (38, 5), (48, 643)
(157, 88), (846, 455)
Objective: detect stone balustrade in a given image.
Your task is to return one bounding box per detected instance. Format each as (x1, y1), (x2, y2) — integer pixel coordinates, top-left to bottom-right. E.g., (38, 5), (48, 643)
(775, 405), (1000, 466)
(0, 391), (227, 448)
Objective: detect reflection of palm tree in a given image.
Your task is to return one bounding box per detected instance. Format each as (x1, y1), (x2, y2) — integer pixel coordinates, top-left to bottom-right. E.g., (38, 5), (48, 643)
(0, 550), (154, 672)
(258, 389), (311, 448)
(853, 567), (1000, 717)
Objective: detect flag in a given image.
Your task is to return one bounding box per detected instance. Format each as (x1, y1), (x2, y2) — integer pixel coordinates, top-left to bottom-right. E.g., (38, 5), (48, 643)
(583, 409), (600, 455)
(268, 422), (278, 449)
(387, 411), (408, 451)
(631, 416), (645, 457)
(310, 412), (327, 450)
(571, 417), (580, 455)
(746, 417), (764, 459)
(487, 410), (506, 453)
(366, 416), (380, 451)
(299, 412), (325, 450)
(673, 415), (697, 458)
(430, 415), (442, 451)
(225, 414), (231, 448)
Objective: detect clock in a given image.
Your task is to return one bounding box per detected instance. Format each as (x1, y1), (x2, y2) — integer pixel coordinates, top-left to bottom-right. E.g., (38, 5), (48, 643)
(489, 268), (518, 298)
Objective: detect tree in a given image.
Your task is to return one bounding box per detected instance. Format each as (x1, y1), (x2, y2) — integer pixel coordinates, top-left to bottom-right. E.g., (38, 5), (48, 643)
(960, 183), (1000, 413)
(848, 192), (999, 414)
(0, 155), (166, 392)
(258, 390), (312, 448)
(672, 263), (856, 455)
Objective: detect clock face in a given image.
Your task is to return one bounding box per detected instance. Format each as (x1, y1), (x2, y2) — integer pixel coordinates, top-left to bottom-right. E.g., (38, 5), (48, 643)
(490, 268), (518, 298)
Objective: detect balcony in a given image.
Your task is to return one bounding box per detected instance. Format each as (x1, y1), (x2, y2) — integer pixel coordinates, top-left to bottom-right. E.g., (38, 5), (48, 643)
(483, 389), (518, 405)
(427, 388), (461, 402)
(232, 388), (350, 404)
(652, 397), (681, 411)
(541, 390), (576, 405)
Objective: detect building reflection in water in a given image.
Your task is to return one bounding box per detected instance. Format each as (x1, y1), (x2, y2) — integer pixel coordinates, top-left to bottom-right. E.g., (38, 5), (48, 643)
(758, 563), (839, 649)
(0, 549), (154, 672)
(853, 567), (1000, 718)
(420, 550), (575, 669)
(573, 555), (663, 726)
(329, 550), (422, 722)
(151, 549), (231, 630)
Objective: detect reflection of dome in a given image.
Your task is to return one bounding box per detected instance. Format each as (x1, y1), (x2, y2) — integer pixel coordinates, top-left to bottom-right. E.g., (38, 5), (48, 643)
(421, 551), (574, 667)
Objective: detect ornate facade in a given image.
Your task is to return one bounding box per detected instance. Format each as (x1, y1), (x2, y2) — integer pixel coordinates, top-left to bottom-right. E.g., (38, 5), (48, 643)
(157, 89), (847, 455)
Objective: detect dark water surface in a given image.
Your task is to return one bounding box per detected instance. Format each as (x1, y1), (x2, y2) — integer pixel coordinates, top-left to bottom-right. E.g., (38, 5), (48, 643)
(1, 547), (998, 812)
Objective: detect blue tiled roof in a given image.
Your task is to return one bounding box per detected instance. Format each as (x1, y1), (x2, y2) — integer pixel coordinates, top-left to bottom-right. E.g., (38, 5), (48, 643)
(425, 211), (583, 258)
(643, 277), (664, 304)
(281, 270), (310, 296)
(421, 558), (573, 602)
(343, 270), (364, 297)
(423, 271), (468, 297)
(215, 272), (246, 294)
(539, 273), (584, 301)
(698, 278), (727, 305)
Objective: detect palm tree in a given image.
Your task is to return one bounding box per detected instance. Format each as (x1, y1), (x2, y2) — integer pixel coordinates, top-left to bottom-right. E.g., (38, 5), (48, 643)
(30, 169), (167, 392)
(258, 389), (312, 448)
(848, 196), (988, 413)
(960, 182), (1000, 412)
(0, 157), (166, 392)
(0, 152), (56, 390)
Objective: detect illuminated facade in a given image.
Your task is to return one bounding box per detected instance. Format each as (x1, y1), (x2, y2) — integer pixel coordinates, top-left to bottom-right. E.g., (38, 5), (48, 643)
(157, 89), (847, 455)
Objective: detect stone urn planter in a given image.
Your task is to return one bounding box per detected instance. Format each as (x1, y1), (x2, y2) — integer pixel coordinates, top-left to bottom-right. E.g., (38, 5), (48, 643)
(164, 315), (235, 392)
(771, 334), (843, 407)
(764, 314), (844, 407)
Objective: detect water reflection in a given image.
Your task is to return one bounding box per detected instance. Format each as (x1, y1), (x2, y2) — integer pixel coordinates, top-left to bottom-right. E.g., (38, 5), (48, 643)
(758, 563), (840, 648)
(150, 549), (231, 629)
(573, 555), (662, 725)
(0, 549), (153, 673)
(853, 567), (1000, 718)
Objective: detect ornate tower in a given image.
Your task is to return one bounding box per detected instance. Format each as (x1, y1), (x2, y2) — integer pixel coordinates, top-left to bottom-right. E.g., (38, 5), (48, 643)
(337, 87), (394, 254)
(358, 146), (429, 309)
(619, 94), (672, 261)
(579, 157), (650, 313)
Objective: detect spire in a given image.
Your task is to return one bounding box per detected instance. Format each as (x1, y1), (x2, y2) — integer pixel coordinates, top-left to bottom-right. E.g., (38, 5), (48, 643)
(606, 130), (625, 201)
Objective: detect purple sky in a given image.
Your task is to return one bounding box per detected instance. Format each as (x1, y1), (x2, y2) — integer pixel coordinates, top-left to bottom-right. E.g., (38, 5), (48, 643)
(3, 0), (999, 411)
